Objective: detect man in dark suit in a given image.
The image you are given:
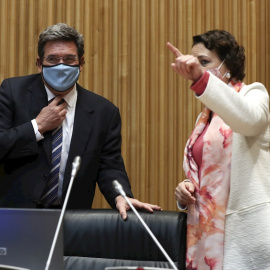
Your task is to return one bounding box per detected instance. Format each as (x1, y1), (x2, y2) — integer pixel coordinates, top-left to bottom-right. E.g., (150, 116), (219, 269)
(0, 23), (161, 219)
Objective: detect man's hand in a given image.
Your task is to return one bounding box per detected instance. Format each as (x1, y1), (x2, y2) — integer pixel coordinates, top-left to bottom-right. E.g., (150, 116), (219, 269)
(35, 96), (67, 134)
(115, 195), (162, 220)
(167, 42), (204, 82)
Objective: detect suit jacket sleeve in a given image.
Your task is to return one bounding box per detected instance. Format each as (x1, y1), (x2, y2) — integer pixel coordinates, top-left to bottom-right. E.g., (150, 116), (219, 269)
(97, 106), (133, 206)
(0, 78), (38, 161)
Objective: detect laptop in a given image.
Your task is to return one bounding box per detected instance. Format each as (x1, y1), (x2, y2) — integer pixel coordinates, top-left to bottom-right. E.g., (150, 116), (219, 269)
(0, 208), (64, 270)
(0, 265), (29, 270)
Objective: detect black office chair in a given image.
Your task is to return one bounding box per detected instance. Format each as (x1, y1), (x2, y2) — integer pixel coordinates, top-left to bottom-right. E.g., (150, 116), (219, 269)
(63, 209), (187, 270)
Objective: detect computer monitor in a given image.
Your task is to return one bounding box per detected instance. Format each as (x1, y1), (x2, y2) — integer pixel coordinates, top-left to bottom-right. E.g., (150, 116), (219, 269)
(0, 208), (63, 270)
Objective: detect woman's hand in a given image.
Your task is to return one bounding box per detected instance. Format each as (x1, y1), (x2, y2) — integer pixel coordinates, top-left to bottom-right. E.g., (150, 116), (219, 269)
(175, 180), (196, 206)
(167, 42), (204, 82)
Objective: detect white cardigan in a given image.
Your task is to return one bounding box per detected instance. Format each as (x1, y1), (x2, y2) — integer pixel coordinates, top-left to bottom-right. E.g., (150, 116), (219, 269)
(197, 73), (270, 270)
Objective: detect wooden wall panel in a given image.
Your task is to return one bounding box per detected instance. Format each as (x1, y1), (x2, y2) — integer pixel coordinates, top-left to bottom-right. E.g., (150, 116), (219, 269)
(0, 0), (269, 211)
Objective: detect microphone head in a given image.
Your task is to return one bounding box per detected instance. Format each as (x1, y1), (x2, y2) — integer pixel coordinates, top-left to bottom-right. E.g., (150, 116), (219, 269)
(71, 156), (81, 178)
(72, 156), (81, 169)
(113, 180), (126, 197)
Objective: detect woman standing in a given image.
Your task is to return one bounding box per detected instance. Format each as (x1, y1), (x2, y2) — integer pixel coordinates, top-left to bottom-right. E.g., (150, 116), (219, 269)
(168, 30), (270, 270)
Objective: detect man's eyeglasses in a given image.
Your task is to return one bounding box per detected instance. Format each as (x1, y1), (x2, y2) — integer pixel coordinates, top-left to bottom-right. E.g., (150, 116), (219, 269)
(43, 55), (79, 65)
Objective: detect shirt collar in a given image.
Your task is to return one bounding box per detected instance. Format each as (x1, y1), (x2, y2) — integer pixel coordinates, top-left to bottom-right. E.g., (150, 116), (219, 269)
(45, 84), (77, 108)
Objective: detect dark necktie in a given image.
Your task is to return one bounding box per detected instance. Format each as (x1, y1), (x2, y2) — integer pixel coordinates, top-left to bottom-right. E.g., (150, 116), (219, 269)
(40, 125), (63, 207)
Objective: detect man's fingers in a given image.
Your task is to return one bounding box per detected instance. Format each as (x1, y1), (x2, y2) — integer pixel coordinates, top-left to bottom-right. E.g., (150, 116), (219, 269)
(49, 96), (61, 105)
(116, 196), (161, 220)
(137, 202), (154, 212)
(167, 42), (182, 57)
(118, 204), (128, 220)
(49, 96), (66, 107)
(59, 108), (67, 117)
(150, 204), (162, 211)
(129, 199), (162, 212)
(120, 210), (128, 220)
(116, 196), (129, 220)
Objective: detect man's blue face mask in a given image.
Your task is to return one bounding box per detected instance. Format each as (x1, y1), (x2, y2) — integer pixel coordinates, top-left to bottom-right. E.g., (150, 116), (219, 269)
(42, 63), (80, 92)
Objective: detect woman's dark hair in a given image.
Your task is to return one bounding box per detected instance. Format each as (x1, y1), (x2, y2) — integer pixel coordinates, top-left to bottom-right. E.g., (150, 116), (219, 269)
(193, 30), (245, 81)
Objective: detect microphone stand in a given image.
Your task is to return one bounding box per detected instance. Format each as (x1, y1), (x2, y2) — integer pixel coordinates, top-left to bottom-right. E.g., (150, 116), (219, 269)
(44, 156), (81, 270)
(113, 180), (178, 270)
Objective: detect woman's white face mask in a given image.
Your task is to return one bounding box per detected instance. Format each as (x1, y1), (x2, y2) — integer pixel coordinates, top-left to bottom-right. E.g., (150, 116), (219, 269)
(207, 59), (226, 78)
(207, 59), (230, 80)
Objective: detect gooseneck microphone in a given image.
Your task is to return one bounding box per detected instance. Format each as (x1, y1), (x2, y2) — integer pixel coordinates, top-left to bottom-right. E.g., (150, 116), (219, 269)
(45, 156), (81, 270)
(112, 180), (178, 270)
(71, 156), (81, 178)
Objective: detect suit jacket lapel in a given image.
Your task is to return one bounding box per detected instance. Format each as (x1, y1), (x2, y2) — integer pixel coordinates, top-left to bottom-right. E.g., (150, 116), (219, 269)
(62, 85), (95, 193)
(27, 74), (52, 164)
(27, 74), (48, 119)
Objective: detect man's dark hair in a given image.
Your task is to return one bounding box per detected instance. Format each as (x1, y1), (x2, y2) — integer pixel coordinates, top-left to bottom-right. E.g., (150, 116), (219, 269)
(38, 23), (84, 59)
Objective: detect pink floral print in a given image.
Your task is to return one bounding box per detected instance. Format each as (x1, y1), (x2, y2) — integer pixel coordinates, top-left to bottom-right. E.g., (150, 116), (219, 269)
(183, 81), (244, 270)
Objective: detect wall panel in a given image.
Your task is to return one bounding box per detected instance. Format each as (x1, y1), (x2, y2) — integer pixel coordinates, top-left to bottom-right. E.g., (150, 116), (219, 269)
(0, 0), (269, 211)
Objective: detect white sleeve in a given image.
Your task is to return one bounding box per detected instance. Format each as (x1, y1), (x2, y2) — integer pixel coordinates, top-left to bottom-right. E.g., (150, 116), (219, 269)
(177, 201), (187, 211)
(31, 119), (44, 141)
(197, 74), (269, 136)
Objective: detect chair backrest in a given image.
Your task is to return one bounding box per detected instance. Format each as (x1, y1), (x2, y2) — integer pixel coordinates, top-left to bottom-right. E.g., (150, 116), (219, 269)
(63, 209), (187, 270)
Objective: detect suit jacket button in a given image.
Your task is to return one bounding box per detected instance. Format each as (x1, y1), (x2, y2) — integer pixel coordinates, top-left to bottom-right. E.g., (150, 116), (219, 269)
(33, 200), (42, 208)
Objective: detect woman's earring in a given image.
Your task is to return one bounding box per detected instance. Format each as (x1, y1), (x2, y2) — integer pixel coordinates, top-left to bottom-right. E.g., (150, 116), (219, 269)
(226, 72), (231, 79)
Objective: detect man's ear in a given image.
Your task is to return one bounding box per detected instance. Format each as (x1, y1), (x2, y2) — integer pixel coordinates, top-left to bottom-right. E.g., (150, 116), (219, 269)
(36, 57), (42, 73)
(79, 56), (85, 72)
